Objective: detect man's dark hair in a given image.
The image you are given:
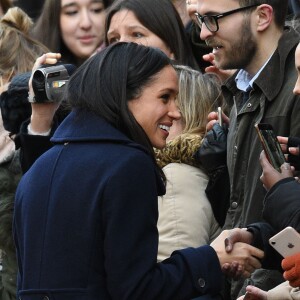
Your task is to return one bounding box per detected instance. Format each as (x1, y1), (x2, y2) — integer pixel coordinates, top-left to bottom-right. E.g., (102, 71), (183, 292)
(238, 0), (288, 28)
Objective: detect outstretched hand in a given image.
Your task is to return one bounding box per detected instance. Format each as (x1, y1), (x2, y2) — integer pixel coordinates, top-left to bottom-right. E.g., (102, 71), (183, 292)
(203, 53), (236, 82)
(237, 286), (267, 300)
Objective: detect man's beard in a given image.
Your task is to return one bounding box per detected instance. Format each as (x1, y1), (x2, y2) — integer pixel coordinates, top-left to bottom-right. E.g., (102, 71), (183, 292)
(207, 18), (257, 70)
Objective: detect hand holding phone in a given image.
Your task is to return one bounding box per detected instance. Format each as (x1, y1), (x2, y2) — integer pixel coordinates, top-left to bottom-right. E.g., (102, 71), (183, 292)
(255, 123), (286, 172)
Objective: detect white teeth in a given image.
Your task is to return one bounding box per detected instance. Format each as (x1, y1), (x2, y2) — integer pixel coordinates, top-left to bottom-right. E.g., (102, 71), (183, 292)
(159, 124), (170, 131)
(213, 46), (221, 54)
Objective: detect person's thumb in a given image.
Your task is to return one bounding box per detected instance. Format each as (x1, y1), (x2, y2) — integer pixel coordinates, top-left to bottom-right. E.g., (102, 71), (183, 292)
(280, 162), (292, 177)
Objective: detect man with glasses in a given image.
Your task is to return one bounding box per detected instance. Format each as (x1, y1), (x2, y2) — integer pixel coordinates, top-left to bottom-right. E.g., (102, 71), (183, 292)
(196, 0), (300, 299)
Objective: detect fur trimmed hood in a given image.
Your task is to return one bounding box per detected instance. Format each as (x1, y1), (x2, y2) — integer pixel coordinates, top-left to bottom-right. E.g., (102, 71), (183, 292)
(156, 134), (203, 169)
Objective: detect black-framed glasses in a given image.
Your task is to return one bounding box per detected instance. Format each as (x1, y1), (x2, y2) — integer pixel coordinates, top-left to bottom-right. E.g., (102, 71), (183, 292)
(194, 4), (258, 33)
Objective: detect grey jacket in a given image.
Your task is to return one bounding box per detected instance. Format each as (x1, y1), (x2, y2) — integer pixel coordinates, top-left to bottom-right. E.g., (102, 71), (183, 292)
(223, 27), (300, 229)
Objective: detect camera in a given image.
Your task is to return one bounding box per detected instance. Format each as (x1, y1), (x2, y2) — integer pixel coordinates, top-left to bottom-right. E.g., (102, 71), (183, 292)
(31, 63), (76, 103)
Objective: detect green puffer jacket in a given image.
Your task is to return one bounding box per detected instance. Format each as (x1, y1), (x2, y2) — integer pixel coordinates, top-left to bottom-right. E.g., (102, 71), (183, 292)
(0, 150), (22, 300)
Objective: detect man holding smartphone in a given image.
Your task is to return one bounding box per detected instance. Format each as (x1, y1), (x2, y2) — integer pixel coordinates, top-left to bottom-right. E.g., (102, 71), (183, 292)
(196, 0), (300, 298)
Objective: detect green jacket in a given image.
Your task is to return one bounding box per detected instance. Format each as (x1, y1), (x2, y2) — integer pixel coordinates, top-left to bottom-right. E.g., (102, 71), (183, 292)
(221, 26), (300, 299)
(0, 150), (21, 300)
(223, 27), (300, 229)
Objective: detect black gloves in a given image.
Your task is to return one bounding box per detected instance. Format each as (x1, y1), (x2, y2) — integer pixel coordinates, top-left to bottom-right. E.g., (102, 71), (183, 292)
(194, 123), (230, 227)
(194, 123), (228, 173)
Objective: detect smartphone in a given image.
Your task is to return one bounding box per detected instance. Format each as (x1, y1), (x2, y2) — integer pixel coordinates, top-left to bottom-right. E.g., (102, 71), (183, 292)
(254, 123), (285, 172)
(217, 107), (222, 126)
(269, 226), (300, 258)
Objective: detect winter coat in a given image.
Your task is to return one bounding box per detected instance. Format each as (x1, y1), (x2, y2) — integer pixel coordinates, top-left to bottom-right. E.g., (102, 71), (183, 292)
(222, 26), (300, 298)
(156, 134), (221, 261)
(223, 26), (300, 229)
(14, 109), (223, 300)
(263, 178), (300, 232)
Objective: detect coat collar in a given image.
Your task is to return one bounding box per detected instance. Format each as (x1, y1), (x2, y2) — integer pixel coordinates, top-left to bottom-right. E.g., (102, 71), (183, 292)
(52, 109), (140, 148)
(51, 109), (166, 196)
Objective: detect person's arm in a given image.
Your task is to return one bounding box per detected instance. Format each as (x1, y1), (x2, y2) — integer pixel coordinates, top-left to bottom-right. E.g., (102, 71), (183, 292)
(259, 150), (300, 232)
(102, 152), (264, 299)
(14, 53), (65, 173)
(14, 118), (59, 173)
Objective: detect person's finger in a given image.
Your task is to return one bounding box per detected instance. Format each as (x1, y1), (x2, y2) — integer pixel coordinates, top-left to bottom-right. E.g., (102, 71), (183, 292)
(277, 136), (288, 145)
(206, 119), (217, 131)
(246, 285), (268, 300)
(280, 162), (293, 177)
(259, 151), (272, 169)
(202, 53), (215, 64)
(281, 144), (288, 153)
(246, 255), (262, 271)
(222, 262), (245, 280)
(204, 66), (219, 74)
(221, 111), (230, 125)
(289, 146), (300, 156)
(224, 229), (253, 252)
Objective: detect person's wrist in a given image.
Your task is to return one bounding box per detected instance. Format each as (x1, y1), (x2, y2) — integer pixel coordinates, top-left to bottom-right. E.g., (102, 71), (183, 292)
(30, 114), (53, 134)
(27, 123), (51, 136)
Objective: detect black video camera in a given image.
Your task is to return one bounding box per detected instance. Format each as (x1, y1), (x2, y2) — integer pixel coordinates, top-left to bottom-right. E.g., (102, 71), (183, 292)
(31, 63), (76, 103)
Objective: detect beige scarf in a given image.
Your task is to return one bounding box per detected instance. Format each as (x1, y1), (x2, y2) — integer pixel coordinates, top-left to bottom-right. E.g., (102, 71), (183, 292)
(0, 112), (15, 164)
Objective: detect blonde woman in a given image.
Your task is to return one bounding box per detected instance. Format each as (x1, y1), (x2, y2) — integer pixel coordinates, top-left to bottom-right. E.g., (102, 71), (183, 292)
(156, 65), (224, 261)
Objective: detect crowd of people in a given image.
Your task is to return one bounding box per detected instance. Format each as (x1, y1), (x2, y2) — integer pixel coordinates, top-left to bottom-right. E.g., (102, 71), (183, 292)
(0, 0), (300, 299)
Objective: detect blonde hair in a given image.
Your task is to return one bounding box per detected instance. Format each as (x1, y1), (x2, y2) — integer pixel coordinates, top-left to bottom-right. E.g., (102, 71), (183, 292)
(174, 65), (224, 136)
(0, 7), (48, 78)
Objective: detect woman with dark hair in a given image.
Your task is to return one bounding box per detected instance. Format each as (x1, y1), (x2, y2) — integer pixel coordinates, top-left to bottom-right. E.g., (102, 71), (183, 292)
(14, 0), (200, 173)
(14, 42), (263, 300)
(105, 0), (199, 70)
(31, 0), (112, 66)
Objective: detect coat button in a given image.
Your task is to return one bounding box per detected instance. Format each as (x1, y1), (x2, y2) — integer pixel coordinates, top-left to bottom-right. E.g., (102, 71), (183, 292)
(231, 202), (238, 209)
(198, 278), (206, 288)
(247, 103), (252, 108)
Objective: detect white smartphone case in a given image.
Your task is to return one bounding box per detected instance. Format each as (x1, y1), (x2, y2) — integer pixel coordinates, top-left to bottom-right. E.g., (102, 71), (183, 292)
(269, 226), (300, 258)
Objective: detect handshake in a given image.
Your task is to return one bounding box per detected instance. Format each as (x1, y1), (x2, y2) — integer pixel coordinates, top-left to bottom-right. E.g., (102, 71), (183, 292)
(210, 228), (264, 280)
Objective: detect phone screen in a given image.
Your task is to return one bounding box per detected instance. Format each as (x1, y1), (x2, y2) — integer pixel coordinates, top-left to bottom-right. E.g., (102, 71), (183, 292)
(255, 123), (285, 172)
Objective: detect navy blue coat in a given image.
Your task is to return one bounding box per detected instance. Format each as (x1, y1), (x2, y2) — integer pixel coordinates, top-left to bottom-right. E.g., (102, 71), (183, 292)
(14, 109), (222, 300)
